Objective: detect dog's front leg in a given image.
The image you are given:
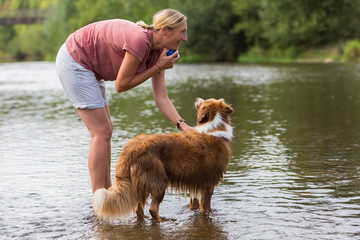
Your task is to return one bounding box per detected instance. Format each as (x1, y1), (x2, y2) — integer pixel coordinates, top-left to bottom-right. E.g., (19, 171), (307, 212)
(200, 187), (214, 213)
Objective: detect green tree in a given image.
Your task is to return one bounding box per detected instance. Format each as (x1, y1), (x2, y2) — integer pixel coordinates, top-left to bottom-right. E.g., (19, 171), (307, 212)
(6, 0), (52, 9)
(42, 0), (76, 60)
(264, 0), (360, 47)
(0, 0), (51, 60)
(0, 26), (15, 52)
(69, 0), (173, 30)
(178, 0), (245, 61)
(231, 0), (262, 45)
(2, 0), (360, 62)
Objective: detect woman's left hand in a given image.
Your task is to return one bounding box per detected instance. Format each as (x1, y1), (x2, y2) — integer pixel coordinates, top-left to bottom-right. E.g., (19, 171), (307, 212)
(156, 49), (180, 71)
(180, 122), (194, 132)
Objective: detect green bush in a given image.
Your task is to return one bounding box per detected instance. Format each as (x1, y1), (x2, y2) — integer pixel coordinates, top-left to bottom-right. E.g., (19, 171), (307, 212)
(342, 40), (360, 62)
(179, 54), (210, 63)
(284, 46), (297, 59)
(237, 45), (298, 63)
(238, 45), (267, 62)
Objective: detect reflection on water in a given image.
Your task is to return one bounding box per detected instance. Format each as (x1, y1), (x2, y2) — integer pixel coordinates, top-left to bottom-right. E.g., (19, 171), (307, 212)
(0, 62), (360, 239)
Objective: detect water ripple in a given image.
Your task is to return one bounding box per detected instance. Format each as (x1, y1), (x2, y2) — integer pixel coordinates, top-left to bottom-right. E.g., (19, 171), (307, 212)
(1, 62), (360, 239)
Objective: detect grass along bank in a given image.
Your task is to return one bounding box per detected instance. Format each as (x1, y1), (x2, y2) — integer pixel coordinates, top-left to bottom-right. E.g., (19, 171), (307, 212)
(237, 40), (360, 64)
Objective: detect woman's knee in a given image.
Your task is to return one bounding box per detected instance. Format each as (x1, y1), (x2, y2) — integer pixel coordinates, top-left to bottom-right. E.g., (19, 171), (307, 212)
(103, 123), (113, 139)
(90, 123), (113, 141)
(77, 107), (113, 141)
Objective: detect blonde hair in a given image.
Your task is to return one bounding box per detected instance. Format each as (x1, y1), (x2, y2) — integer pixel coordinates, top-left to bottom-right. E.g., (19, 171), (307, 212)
(136, 9), (187, 31)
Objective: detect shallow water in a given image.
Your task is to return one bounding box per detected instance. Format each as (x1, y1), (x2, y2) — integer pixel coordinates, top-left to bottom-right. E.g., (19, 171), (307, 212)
(0, 61), (360, 239)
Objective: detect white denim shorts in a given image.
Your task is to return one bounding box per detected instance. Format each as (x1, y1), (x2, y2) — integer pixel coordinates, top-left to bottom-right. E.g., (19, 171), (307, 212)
(55, 44), (108, 109)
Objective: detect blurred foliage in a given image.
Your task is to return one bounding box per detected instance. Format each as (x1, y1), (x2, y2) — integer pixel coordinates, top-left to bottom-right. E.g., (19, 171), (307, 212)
(177, 0), (245, 61)
(259, 0), (360, 48)
(0, 0), (360, 62)
(342, 40), (360, 62)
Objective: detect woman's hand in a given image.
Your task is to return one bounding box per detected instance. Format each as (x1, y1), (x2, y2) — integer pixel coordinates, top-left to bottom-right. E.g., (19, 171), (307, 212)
(180, 122), (194, 132)
(156, 49), (180, 71)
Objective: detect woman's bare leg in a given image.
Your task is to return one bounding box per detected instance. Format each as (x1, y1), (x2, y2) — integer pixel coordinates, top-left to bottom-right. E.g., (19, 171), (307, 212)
(77, 107), (113, 193)
(104, 106), (112, 189)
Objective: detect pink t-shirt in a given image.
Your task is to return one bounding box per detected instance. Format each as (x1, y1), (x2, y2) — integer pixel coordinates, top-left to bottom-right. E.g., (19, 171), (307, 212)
(66, 19), (162, 81)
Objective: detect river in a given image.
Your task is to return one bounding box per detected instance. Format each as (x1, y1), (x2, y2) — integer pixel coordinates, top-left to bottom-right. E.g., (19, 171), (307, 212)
(0, 61), (359, 239)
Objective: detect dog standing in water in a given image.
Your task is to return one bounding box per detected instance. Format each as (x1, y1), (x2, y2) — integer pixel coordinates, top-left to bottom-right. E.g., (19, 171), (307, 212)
(93, 98), (234, 222)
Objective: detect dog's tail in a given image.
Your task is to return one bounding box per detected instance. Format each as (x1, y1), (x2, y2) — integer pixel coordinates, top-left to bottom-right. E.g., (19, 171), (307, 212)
(93, 177), (138, 219)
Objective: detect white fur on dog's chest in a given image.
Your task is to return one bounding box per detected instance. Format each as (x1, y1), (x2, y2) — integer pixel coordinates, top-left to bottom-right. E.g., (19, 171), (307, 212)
(194, 112), (233, 141)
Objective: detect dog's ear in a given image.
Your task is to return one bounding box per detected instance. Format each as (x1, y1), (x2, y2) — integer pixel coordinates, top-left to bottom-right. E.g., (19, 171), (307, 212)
(198, 111), (209, 124)
(218, 98), (225, 104)
(219, 99), (234, 115)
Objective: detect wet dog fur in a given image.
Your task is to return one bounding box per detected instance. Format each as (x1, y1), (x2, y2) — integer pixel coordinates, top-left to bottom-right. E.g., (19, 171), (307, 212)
(93, 98), (234, 222)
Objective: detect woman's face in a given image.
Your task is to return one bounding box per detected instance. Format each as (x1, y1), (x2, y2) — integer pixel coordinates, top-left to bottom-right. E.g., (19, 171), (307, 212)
(164, 22), (187, 50)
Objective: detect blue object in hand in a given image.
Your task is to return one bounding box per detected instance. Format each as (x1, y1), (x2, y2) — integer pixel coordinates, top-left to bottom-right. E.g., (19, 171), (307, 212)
(167, 50), (176, 56)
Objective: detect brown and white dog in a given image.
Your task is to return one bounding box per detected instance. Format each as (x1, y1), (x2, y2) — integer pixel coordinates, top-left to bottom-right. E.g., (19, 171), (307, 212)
(93, 98), (233, 222)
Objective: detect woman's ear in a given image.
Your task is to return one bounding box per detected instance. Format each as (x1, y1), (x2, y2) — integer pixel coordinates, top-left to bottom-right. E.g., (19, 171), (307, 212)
(161, 26), (168, 35)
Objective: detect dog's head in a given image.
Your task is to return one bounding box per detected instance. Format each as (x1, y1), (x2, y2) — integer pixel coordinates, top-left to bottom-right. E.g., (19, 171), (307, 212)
(194, 98), (234, 141)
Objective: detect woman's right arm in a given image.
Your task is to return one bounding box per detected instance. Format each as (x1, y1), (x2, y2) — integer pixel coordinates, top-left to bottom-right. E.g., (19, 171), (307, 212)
(115, 50), (178, 92)
(116, 51), (158, 92)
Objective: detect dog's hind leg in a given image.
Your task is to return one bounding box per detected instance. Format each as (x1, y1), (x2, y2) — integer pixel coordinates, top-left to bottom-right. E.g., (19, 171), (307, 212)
(149, 166), (167, 222)
(133, 156), (168, 222)
(136, 202), (145, 220)
(200, 187), (214, 213)
(149, 188), (165, 223)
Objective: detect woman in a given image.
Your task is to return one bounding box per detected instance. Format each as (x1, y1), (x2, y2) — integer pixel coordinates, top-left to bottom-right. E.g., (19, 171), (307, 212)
(56, 9), (193, 193)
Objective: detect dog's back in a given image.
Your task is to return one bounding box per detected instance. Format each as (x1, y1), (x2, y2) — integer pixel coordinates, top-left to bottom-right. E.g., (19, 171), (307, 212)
(116, 131), (231, 194)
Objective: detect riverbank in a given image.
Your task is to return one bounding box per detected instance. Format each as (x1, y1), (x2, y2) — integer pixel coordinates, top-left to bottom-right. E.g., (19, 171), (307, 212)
(0, 51), (13, 62)
(181, 40), (360, 64)
(237, 44), (339, 64)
